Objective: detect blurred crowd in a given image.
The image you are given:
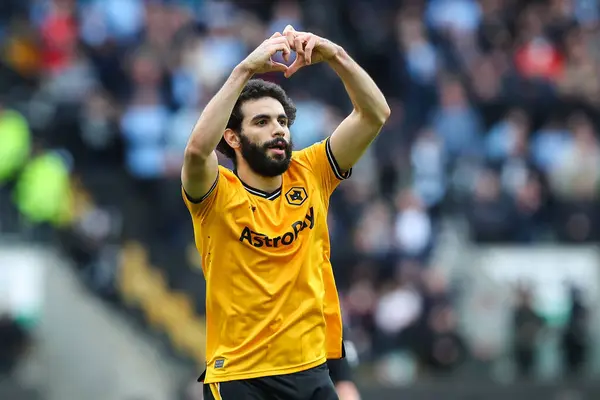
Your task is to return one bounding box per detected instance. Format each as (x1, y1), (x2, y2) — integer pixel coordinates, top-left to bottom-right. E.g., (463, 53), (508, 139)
(0, 0), (599, 386)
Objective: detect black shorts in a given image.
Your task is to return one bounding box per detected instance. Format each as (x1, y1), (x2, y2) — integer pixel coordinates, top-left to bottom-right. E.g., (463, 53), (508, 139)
(202, 363), (339, 400)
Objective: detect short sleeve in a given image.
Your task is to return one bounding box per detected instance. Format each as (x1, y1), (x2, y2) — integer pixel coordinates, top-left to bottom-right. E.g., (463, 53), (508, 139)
(181, 168), (222, 221)
(294, 137), (352, 197)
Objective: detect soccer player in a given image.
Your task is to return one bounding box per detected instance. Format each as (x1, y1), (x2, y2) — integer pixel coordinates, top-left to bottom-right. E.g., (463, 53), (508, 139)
(182, 25), (389, 400)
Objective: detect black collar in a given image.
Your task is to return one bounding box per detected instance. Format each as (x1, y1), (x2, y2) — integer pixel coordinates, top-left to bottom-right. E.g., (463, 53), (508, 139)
(234, 170), (282, 201)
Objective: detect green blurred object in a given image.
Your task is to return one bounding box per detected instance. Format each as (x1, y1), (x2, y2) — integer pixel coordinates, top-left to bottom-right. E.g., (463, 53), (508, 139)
(14, 313), (39, 331)
(0, 109), (31, 183)
(14, 152), (72, 226)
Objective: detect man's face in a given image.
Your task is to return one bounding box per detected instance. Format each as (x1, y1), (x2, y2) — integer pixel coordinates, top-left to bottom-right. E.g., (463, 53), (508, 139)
(238, 97), (293, 177)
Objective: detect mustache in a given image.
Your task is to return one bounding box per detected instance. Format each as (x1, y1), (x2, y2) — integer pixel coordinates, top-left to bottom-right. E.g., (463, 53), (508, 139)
(263, 138), (291, 150)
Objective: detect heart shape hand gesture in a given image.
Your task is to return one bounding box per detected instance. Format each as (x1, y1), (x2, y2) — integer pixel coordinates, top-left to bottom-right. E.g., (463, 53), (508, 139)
(239, 26), (340, 77)
(281, 25), (340, 78)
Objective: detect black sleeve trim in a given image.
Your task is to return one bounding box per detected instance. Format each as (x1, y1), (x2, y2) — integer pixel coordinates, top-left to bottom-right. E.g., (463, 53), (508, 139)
(325, 137), (352, 180)
(183, 173), (219, 204)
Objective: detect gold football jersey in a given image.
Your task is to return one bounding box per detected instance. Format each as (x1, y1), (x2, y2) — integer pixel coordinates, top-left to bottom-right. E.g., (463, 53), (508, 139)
(183, 138), (350, 383)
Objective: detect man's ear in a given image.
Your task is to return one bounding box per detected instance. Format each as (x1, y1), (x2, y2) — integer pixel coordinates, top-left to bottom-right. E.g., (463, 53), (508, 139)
(223, 129), (240, 150)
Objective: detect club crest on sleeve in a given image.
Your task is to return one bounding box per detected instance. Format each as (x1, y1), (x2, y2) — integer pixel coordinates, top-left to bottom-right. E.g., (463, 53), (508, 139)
(285, 187), (308, 206)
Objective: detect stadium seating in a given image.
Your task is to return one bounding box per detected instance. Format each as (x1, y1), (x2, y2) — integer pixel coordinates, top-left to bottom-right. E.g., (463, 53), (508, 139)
(66, 184), (209, 369)
(118, 240), (207, 368)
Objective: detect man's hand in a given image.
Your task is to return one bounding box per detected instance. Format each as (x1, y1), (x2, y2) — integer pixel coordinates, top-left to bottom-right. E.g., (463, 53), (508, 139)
(240, 32), (292, 75)
(282, 25), (340, 77)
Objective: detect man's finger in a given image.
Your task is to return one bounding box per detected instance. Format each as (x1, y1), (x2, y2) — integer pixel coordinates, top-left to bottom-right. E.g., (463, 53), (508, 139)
(280, 38), (291, 63)
(283, 27), (297, 57)
(304, 36), (318, 65)
(294, 35), (304, 59)
(269, 59), (289, 73)
(269, 42), (291, 64)
(269, 41), (291, 54)
(267, 36), (288, 45)
(282, 44), (291, 63)
(265, 34), (287, 58)
(285, 58), (304, 78)
(284, 35), (294, 51)
(283, 25), (296, 35)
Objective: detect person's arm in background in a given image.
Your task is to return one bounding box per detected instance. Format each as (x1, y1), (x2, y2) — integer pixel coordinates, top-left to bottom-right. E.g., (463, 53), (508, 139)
(336, 381), (361, 400)
(328, 338), (362, 400)
(328, 357), (361, 400)
(181, 33), (291, 200)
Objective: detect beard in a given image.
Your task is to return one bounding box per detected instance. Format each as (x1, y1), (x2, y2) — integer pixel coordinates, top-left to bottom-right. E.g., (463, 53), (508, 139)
(239, 133), (293, 177)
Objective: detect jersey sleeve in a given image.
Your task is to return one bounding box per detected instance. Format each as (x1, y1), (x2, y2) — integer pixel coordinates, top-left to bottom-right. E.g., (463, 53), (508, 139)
(181, 167), (224, 222)
(295, 137), (352, 197)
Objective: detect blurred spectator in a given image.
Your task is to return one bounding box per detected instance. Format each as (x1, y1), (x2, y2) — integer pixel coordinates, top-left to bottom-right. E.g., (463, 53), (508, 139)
(487, 109), (545, 240)
(561, 286), (589, 379)
(558, 27), (600, 106)
(76, 89), (124, 168)
(420, 304), (467, 375)
(344, 264), (378, 357)
(354, 199), (394, 262)
(396, 11), (439, 136)
(427, 0), (482, 37)
(466, 169), (519, 243)
(192, 3), (246, 92)
(373, 265), (423, 357)
(549, 113), (600, 202)
(2, 22), (42, 79)
(405, 269), (466, 375)
(410, 128), (446, 214)
(13, 147), (73, 230)
(514, 171), (545, 241)
(430, 76), (483, 160)
(512, 285), (545, 379)
(79, 0), (145, 47)
(393, 189), (433, 261)
(486, 108), (529, 166)
(514, 4), (564, 82)
(120, 49), (170, 179)
(530, 117), (572, 173)
(549, 113), (600, 242)
(0, 313), (29, 376)
(399, 12), (439, 87)
(0, 104), (31, 184)
(36, 0), (79, 75)
(288, 89), (329, 150)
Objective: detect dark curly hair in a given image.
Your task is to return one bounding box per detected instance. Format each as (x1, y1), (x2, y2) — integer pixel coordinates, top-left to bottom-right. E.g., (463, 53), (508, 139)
(217, 79), (296, 160)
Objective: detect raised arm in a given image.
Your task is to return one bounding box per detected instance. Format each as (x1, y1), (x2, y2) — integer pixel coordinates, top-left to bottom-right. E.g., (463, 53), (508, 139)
(326, 50), (391, 172)
(182, 33), (291, 200)
(283, 26), (391, 172)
